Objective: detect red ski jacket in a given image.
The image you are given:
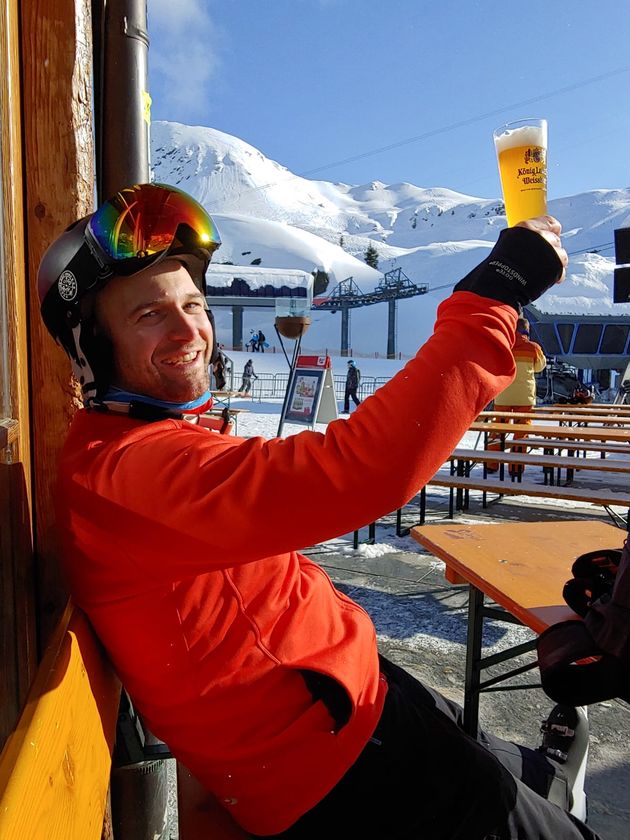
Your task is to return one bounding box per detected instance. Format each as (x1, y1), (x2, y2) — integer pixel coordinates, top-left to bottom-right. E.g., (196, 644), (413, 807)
(56, 291), (516, 834)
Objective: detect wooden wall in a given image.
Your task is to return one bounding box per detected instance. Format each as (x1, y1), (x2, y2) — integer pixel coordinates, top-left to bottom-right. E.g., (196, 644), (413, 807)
(20, 0), (95, 647)
(1, 0), (96, 751)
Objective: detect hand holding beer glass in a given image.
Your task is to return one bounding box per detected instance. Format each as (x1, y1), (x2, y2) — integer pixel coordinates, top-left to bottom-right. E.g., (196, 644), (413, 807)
(493, 118), (547, 226)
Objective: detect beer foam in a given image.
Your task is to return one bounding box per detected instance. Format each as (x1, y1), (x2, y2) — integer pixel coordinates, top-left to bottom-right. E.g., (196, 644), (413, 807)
(494, 123), (547, 153)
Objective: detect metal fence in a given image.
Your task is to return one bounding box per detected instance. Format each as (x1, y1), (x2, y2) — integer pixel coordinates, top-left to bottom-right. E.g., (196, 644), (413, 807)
(246, 373), (393, 402)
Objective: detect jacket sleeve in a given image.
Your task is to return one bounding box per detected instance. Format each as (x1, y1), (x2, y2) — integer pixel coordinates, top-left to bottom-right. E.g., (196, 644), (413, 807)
(80, 291), (518, 577)
(533, 342), (547, 373)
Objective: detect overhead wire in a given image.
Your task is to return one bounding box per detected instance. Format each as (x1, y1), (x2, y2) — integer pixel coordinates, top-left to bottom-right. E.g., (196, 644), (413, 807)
(298, 67), (630, 179)
(204, 64), (630, 210)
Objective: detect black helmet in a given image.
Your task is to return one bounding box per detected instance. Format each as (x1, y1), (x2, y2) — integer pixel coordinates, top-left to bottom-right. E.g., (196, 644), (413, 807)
(37, 183), (221, 403)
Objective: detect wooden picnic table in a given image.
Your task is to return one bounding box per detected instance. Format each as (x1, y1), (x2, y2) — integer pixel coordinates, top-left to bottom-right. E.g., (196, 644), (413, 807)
(206, 407), (249, 415)
(410, 519), (622, 734)
(538, 403), (630, 415)
(470, 421), (630, 445)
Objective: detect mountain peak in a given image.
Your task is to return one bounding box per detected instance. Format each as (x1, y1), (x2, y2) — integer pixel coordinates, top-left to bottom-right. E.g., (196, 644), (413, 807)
(151, 120), (630, 355)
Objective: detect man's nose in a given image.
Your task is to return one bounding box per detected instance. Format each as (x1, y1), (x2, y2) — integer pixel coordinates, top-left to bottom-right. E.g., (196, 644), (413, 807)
(167, 308), (199, 341)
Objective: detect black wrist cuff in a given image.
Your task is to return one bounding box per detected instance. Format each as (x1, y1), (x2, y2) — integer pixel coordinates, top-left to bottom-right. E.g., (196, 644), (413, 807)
(453, 226), (564, 311)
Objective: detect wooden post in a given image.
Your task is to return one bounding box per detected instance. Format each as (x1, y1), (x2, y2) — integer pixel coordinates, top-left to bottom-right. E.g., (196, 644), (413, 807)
(0, 0), (36, 749)
(20, 0), (95, 647)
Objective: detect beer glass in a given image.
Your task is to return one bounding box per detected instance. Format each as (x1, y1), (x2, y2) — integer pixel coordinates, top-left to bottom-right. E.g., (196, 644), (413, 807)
(493, 118), (548, 226)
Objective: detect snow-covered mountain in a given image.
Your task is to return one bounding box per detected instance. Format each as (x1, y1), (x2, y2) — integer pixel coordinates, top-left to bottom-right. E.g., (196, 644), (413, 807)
(151, 120), (630, 356)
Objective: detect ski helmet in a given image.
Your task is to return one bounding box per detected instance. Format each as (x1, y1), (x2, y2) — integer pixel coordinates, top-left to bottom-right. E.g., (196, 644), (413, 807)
(37, 183), (221, 403)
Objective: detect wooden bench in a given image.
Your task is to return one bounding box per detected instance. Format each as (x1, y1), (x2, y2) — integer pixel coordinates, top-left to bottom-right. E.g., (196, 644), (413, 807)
(537, 403), (630, 416)
(478, 409), (630, 425)
(449, 447), (630, 485)
(206, 407), (249, 415)
(500, 437), (630, 458)
(0, 603), (119, 839)
(393, 446), (630, 536)
(0, 602), (248, 839)
(470, 420), (630, 444)
(420, 473), (630, 527)
(211, 390), (243, 398)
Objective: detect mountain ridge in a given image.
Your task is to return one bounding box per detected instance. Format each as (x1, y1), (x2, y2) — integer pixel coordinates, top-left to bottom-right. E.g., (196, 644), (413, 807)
(151, 120), (630, 356)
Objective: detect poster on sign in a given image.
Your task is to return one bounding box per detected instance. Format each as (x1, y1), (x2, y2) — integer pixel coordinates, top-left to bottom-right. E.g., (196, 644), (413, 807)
(284, 355), (338, 427)
(285, 370), (324, 424)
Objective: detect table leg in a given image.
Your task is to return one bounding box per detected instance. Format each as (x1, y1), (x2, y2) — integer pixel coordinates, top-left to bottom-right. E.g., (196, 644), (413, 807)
(456, 459), (464, 510)
(464, 585), (485, 737)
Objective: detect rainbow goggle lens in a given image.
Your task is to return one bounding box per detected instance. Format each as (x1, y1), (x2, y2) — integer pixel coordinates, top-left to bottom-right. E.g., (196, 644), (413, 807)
(87, 183), (221, 268)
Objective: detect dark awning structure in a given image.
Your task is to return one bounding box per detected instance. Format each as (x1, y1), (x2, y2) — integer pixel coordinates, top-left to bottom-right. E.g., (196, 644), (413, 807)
(525, 304), (630, 370)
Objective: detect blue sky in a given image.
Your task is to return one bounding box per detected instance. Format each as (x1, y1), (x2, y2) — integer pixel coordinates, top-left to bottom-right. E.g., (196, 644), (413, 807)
(148, 0), (630, 201)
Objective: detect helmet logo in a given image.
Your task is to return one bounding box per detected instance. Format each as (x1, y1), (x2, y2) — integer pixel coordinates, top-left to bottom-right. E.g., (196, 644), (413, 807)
(58, 270), (78, 301)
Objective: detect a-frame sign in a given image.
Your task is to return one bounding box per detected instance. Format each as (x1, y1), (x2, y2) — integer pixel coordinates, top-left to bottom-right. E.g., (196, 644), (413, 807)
(284, 355), (338, 428)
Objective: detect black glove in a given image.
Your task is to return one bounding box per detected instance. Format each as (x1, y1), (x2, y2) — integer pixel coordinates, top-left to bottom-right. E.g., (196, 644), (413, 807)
(453, 226), (564, 313)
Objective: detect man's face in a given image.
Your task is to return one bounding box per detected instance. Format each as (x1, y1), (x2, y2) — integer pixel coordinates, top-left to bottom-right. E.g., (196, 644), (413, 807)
(95, 260), (213, 402)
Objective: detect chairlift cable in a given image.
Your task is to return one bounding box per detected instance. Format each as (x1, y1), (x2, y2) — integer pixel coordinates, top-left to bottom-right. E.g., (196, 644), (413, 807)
(204, 65), (630, 208)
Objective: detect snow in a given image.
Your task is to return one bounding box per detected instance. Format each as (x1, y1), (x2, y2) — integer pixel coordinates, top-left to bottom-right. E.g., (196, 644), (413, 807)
(151, 120), (630, 357)
(227, 349), (407, 379)
(205, 264), (313, 291)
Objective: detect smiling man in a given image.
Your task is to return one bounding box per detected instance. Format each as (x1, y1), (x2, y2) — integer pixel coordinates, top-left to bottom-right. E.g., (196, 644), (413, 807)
(37, 183), (601, 840)
(94, 261), (213, 402)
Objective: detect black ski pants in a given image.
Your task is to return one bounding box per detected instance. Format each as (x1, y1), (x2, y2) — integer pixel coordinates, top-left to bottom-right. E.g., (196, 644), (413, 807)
(343, 386), (361, 412)
(256, 656), (601, 840)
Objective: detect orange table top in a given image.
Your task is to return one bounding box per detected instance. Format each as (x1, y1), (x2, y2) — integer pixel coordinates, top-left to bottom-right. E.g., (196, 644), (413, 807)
(411, 520), (622, 634)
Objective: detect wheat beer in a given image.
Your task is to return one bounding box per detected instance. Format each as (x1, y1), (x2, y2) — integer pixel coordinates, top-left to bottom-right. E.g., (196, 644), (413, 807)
(493, 119), (547, 226)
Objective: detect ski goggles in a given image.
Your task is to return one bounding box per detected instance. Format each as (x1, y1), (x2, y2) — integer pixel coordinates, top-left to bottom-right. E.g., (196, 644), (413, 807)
(87, 182), (221, 270)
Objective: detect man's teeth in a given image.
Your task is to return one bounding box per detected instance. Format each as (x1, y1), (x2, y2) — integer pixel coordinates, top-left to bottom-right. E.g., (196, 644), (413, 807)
(164, 351), (198, 365)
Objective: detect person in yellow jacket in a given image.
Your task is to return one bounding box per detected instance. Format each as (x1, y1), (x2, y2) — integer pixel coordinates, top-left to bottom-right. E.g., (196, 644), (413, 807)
(488, 317), (546, 475)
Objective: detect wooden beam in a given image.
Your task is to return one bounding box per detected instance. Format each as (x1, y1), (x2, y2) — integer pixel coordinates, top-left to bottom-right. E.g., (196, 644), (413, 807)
(21, 0), (95, 647)
(0, 0), (30, 475)
(0, 0), (37, 751)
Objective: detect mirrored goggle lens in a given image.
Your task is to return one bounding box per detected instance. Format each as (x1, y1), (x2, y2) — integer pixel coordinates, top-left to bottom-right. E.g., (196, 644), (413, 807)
(88, 183), (221, 262)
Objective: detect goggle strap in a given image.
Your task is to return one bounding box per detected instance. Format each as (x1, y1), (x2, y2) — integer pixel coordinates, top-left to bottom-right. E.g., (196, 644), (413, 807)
(55, 243), (113, 315)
